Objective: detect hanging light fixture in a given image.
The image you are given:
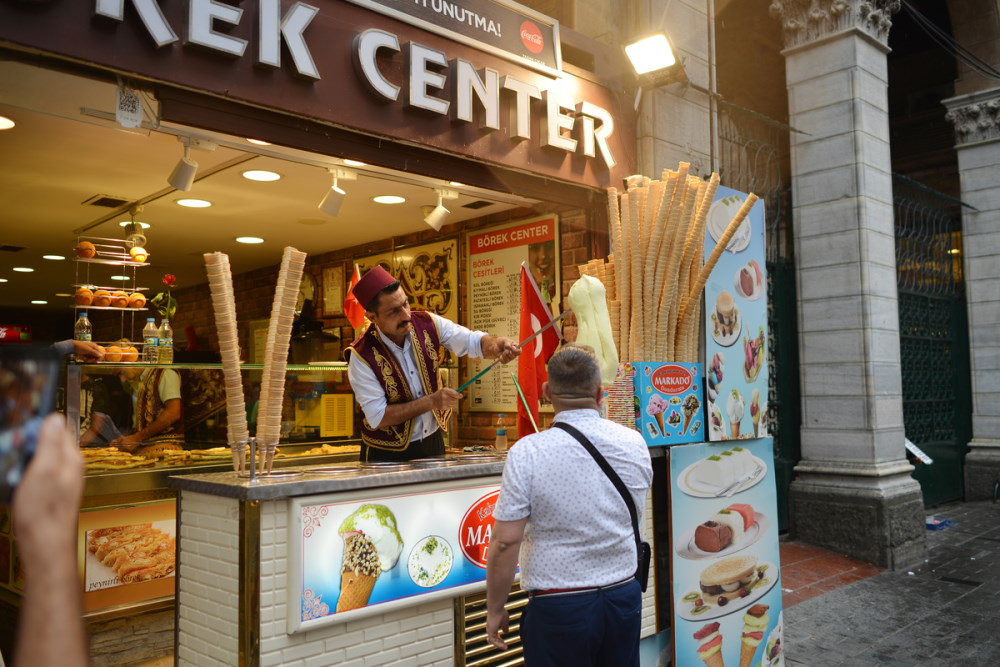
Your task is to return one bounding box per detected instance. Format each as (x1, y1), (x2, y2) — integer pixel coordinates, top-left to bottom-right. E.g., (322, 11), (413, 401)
(318, 168), (357, 216)
(167, 137), (199, 191)
(424, 188), (458, 231)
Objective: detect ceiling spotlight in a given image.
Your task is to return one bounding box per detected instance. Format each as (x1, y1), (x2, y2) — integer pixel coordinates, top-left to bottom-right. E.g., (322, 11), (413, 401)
(318, 168), (357, 216)
(0, 116), (14, 131)
(118, 220), (151, 229)
(31, 300), (48, 305)
(242, 170), (281, 182)
(246, 138), (272, 146)
(423, 189), (459, 232)
(123, 205), (147, 247)
(167, 137), (199, 191)
(373, 195), (406, 205)
(343, 159), (367, 167)
(43, 255), (66, 261)
(13, 267), (33, 273)
(236, 236), (265, 244)
(176, 198), (212, 208)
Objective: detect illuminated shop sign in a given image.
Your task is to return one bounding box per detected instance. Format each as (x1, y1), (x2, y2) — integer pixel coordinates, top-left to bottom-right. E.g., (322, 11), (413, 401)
(355, 28), (617, 168)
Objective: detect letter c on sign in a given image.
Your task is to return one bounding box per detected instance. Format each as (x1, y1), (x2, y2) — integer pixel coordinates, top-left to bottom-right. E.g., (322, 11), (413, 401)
(355, 29), (401, 101)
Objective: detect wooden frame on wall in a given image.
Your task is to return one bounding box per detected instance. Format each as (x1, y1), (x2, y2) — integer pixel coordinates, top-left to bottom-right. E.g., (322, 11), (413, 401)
(321, 263), (346, 317)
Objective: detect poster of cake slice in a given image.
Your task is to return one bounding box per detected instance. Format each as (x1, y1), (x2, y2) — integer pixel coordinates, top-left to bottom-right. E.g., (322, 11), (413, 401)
(703, 187), (768, 441)
(670, 439), (784, 666)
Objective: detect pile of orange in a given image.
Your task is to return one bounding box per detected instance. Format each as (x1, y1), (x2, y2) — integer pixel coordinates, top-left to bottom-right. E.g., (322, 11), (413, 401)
(75, 287), (94, 306)
(75, 241), (96, 258)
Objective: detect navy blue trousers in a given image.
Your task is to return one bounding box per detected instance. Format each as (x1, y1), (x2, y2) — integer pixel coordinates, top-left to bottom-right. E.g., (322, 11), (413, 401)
(521, 578), (642, 666)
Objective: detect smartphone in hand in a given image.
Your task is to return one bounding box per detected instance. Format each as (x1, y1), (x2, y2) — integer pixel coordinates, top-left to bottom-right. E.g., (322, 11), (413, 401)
(1, 345), (61, 502)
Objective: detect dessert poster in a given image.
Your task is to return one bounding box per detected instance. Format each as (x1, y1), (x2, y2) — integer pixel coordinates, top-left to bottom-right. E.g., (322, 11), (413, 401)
(669, 439), (784, 666)
(288, 482), (502, 632)
(466, 214), (559, 412)
(703, 187), (768, 442)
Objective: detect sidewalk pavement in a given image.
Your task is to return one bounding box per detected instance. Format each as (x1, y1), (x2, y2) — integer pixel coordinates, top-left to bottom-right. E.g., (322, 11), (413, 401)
(781, 500), (1000, 666)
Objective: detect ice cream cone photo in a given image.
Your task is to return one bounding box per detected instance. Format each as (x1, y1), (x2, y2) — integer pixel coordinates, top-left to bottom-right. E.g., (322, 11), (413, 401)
(335, 504), (404, 614)
(750, 388), (761, 437)
(726, 389), (745, 440)
(654, 411), (665, 434)
(739, 641), (756, 667)
(693, 621), (725, 667)
(730, 421), (741, 438)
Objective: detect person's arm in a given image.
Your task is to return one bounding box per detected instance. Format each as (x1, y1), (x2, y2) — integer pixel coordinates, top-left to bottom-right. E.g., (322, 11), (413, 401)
(480, 335), (521, 364)
(111, 398), (180, 450)
(432, 313), (521, 364)
(486, 517), (528, 651)
(54, 339), (105, 362)
(377, 388), (462, 428)
(13, 414), (88, 667)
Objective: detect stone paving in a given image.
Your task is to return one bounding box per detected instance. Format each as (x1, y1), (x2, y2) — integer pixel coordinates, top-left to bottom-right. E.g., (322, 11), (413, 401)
(783, 500), (1000, 666)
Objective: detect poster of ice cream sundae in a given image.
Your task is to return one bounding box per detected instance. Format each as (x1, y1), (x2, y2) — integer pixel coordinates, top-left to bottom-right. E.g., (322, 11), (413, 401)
(703, 187), (768, 441)
(287, 483), (502, 633)
(670, 438), (784, 666)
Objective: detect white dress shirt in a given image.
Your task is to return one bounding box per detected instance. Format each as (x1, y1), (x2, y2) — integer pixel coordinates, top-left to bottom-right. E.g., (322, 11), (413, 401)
(347, 312), (486, 440)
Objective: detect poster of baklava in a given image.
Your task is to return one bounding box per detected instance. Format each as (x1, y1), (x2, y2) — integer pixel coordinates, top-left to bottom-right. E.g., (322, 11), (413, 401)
(703, 187), (768, 441)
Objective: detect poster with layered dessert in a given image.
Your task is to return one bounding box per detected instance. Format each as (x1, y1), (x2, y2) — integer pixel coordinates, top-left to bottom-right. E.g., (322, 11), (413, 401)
(670, 439), (784, 667)
(703, 187), (767, 441)
(287, 481), (503, 633)
(466, 214), (559, 412)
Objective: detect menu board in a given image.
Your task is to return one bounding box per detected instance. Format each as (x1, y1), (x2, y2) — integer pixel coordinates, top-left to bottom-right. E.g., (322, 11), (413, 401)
(466, 215), (559, 411)
(703, 188), (768, 441)
(287, 481), (502, 633)
(669, 439), (784, 667)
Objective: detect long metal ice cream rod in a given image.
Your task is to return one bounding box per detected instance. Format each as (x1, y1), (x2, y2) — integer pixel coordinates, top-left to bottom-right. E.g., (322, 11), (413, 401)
(456, 308), (572, 393)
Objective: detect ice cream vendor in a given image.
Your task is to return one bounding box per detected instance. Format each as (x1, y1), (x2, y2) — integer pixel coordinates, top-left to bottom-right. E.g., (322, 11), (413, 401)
(345, 266), (520, 462)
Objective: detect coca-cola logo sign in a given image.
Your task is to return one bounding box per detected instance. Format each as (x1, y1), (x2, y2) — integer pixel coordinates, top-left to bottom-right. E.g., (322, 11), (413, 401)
(651, 364), (694, 395)
(520, 21), (544, 54)
(459, 489), (500, 569)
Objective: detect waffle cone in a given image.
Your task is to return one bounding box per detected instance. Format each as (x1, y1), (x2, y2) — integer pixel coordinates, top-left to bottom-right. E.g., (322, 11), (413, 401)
(701, 649), (725, 667)
(740, 641), (757, 667)
(336, 571), (378, 612)
(654, 412), (665, 434)
(683, 413), (693, 435)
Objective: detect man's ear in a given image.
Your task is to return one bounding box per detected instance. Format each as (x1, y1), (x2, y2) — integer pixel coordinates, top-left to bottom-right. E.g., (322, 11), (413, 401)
(594, 383), (604, 406)
(542, 381), (551, 402)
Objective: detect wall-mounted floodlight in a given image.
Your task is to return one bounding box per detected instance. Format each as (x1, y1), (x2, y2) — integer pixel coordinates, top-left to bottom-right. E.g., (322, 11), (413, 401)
(625, 33), (687, 88)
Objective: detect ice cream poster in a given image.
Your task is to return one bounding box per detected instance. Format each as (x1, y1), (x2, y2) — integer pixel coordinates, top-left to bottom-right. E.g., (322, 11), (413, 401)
(703, 187), (768, 442)
(287, 481), (503, 632)
(669, 439), (784, 667)
(633, 362), (704, 446)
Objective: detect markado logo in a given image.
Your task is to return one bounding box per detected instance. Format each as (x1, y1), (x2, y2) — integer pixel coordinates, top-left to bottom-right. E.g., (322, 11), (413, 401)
(520, 21), (544, 54)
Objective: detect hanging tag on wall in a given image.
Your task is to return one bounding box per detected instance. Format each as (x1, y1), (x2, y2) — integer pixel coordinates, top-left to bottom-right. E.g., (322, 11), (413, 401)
(115, 86), (143, 129)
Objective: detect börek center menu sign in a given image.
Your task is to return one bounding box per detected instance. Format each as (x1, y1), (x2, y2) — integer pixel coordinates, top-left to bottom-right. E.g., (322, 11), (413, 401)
(0, 0), (633, 187)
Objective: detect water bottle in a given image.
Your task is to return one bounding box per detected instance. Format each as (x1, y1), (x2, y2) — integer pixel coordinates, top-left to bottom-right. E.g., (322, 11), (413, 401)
(158, 319), (174, 363)
(142, 318), (159, 362)
(495, 413), (508, 452)
(74, 311), (92, 342)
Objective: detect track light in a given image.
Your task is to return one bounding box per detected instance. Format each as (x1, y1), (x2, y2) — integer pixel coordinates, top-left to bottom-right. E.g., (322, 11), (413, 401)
(424, 189), (458, 231)
(167, 138), (199, 191)
(318, 168), (357, 216)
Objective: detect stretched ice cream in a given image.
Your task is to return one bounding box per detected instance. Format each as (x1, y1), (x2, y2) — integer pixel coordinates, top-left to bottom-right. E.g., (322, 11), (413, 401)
(567, 274), (618, 385)
(336, 504), (404, 612)
(727, 389), (744, 438)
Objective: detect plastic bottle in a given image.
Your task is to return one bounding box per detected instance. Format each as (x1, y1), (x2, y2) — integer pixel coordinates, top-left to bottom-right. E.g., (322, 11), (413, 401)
(495, 413), (508, 452)
(142, 317), (159, 362)
(74, 311), (92, 342)
(158, 319), (173, 363)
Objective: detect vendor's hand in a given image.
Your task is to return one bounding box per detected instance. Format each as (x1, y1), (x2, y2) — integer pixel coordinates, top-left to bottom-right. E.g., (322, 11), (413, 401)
(110, 434), (142, 452)
(486, 608), (510, 651)
(13, 414), (84, 560)
(495, 338), (521, 364)
(429, 387), (463, 412)
(72, 340), (104, 362)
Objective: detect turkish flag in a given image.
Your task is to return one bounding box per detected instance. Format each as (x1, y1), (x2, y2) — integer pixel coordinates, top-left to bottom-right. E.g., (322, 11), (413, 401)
(517, 262), (561, 438)
(344, 264), (365, 329)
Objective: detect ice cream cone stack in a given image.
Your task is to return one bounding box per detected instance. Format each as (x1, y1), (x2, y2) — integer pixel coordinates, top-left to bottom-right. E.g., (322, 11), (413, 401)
(739, 604), (770, 667)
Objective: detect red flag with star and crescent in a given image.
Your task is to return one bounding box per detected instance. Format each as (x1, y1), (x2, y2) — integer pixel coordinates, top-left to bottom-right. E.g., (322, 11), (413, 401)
(344, 264), (365, 329)
(517, 261), (562, 438)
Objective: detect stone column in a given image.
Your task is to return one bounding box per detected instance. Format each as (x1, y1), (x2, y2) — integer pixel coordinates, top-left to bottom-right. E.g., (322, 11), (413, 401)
(944, 89), (1000, 500)
(769, 0), (925, 568)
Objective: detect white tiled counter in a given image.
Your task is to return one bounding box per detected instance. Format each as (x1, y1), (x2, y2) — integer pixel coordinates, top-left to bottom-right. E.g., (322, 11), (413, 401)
(168, 460), (662, 667)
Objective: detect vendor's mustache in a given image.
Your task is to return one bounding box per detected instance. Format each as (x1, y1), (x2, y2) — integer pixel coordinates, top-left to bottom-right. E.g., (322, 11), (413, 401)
(398, 320), (411, 329)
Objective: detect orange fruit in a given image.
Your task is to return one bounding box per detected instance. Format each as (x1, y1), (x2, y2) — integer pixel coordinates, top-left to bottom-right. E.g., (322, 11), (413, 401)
(111, 291), (128, 308)
(74, 287), (94, 306)
(105, 345), (122, 362)
(75, 241), (96, 258)
(128, 292), (146, 308)
(93, 290), (111, 307)
(121, 346), (139, 362)
(129, 247), (148, 263)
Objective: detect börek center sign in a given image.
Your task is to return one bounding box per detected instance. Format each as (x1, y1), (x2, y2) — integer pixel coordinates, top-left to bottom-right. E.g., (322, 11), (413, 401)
(0, 0), (633, 188)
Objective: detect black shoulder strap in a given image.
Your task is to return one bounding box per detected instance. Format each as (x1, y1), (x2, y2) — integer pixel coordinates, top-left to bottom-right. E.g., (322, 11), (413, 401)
(552, 422), (642, 548)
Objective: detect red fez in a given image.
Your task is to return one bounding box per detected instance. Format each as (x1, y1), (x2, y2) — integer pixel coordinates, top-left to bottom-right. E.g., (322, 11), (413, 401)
(352, 265), (398, 310)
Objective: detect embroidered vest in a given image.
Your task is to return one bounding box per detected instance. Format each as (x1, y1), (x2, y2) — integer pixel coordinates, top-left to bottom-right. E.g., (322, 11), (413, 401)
(346, 311), (450, 451)
(136, 368), (184, 443)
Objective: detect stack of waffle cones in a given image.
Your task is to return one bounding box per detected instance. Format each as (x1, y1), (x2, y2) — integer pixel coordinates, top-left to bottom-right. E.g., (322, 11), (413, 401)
(203, 252), (249, 473)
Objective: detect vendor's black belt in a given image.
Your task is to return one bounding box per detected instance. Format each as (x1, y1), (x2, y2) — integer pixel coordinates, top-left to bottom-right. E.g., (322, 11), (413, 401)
(363, 429), (445, 462)
(528, 577), (633, 598)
